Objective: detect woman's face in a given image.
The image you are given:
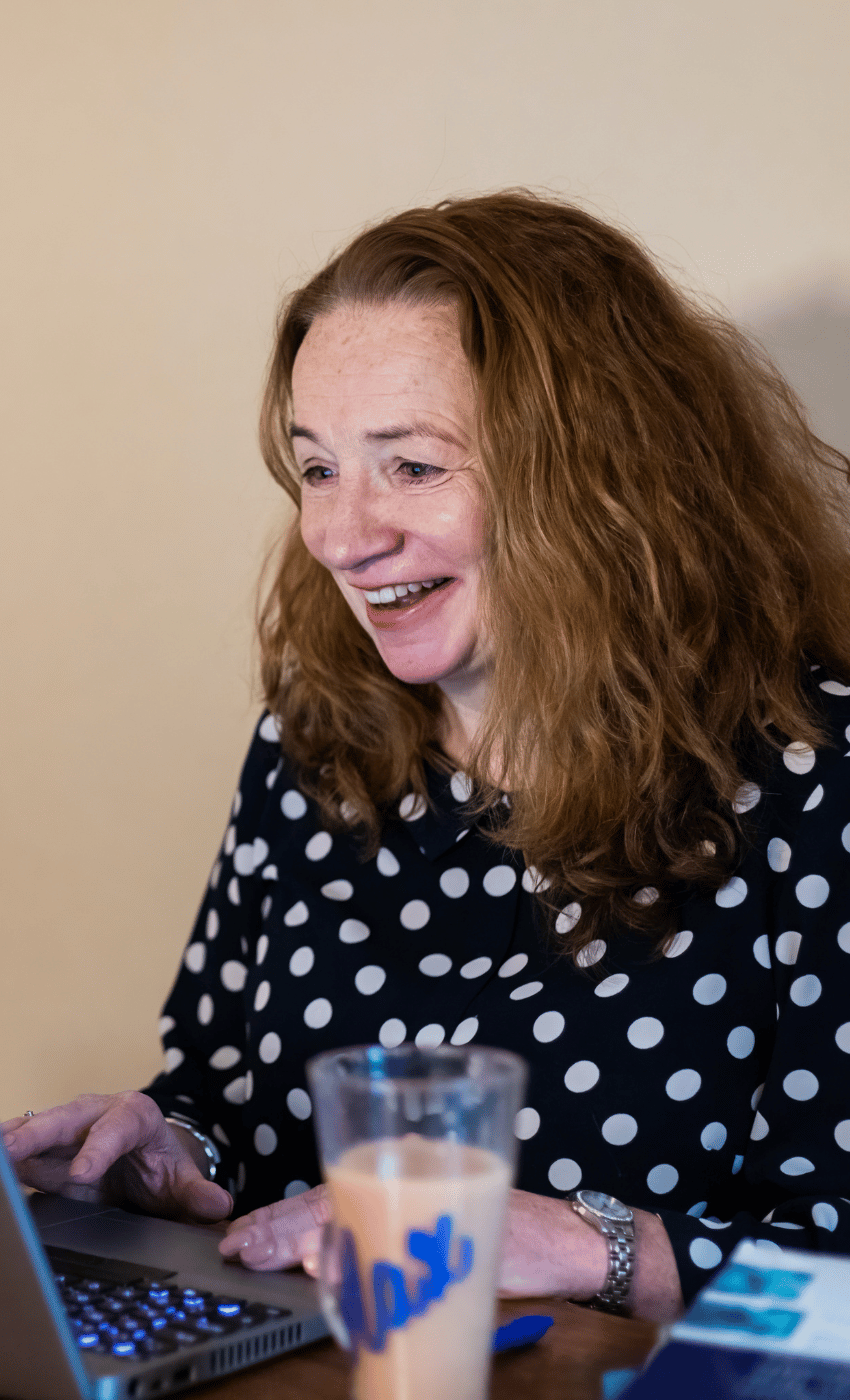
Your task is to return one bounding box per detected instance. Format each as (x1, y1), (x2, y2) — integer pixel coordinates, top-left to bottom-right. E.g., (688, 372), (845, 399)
(292, 300), (489, 699)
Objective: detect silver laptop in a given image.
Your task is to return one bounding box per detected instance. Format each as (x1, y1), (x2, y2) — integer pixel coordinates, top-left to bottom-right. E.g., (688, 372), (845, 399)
(0, 1134), (328, 1399)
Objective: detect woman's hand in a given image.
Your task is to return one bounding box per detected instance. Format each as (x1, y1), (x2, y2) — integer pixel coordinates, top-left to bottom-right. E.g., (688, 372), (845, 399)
(1, 1092), (232, 1223)
(218, 1182), (682, 1321)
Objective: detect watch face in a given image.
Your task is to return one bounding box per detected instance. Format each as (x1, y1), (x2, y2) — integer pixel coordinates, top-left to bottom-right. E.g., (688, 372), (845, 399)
(579, 1190), (632, 1220)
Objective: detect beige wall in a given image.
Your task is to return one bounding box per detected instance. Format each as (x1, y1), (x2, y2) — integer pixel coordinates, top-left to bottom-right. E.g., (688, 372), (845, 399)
(2, 0), (848, 1118)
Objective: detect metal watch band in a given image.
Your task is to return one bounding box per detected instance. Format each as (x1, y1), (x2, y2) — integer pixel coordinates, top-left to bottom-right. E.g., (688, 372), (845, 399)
(164, 1114), (221, 1181)
(569, 1191), (636, 1315)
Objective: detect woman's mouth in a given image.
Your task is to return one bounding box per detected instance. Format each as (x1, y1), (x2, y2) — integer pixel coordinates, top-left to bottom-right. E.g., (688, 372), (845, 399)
(363, 577), (454, 611)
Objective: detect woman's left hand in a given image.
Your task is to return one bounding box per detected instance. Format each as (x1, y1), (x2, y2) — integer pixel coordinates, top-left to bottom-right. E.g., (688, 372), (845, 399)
(219, 1184), (683, 1321)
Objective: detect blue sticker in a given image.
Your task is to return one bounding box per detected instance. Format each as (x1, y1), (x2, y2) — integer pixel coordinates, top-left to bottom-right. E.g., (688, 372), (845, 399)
(339, 1214), (475, 1353)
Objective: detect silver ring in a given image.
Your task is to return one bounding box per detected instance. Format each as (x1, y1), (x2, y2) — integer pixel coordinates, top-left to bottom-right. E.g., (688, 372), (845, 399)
(23, 1110), (35, 1118)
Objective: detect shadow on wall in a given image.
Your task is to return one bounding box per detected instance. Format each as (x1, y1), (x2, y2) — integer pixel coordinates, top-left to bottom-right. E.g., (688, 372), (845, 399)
(744, 291), (850, 459)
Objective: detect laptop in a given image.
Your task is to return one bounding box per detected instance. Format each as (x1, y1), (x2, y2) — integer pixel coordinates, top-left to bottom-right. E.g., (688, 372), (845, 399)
(0, 1134), (329, 1400)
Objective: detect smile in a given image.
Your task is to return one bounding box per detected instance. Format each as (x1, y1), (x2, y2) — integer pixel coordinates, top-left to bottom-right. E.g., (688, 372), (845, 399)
(363, 578), (453, 610)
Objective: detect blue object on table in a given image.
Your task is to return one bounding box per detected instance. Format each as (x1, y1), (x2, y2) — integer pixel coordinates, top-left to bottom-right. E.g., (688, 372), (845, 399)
(601, 1368), (638, 1398)
(492, 1314), (554, 1351)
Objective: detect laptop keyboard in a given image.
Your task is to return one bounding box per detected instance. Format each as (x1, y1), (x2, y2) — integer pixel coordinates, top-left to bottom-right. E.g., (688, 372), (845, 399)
(48, 1250), (291, 1361)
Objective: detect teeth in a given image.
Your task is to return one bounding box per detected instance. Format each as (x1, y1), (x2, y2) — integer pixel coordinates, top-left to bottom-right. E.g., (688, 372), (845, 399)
(365, 579), (446, 605)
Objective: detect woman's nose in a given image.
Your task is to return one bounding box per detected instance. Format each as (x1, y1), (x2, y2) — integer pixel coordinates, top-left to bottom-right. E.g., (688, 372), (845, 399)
(314, 475), (403, 573)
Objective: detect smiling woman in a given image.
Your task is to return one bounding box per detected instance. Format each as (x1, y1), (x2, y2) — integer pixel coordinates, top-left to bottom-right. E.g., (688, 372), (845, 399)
(6, 191), (850, 1327)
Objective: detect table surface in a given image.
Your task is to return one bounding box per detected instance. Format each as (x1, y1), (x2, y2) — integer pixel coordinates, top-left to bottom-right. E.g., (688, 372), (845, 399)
(191, 1296), (658, 1400)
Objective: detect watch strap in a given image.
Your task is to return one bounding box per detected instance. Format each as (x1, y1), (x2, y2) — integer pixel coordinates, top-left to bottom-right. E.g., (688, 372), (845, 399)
(569, 1192), (636, 1314)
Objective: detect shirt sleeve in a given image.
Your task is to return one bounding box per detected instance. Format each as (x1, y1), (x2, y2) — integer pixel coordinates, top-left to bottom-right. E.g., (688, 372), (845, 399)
(142, 713), (283, 1191)
(657, 693), (850, 1305)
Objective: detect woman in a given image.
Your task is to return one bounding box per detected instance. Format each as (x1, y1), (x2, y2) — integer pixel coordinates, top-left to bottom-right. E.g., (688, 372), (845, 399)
(5, 191), (850, 1323)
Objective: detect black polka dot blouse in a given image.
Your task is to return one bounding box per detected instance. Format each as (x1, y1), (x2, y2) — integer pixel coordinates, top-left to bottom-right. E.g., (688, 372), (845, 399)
(145, 671), (850, 1306)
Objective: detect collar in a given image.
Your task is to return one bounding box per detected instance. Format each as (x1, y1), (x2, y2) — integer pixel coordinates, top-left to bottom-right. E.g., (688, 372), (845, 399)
(393, 763), (507, 862)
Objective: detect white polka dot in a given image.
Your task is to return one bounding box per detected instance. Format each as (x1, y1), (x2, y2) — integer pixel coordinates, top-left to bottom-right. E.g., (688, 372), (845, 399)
(184, 943), (206, 973)
(379, 1018), (407, 1048)
(209, 859), (221, 889)
(233, 844), (256, 876)
(259, 1032), (282, 1063)
(450, 1017), (479, 1045)
(839, 925), (850, 954)
(836, 1024), (850, 1053)
(796, 874), (829, 908)
(627, 1017), (665, 1049)
(209, 1046), (241, 1070)
(666, 1069), (701, 1100)
(733, 782), (761, 814)
(576, 939), (606, 968)
(339, 800), (359, 825)
(164, 1047), (184, 1072)
(321, 879), (354, 901)
(197, 994), (214, 1025)
(261, 896), (273, 921)
(305, 831), (332, 861)
(259, 713), (280, 742)
(812, 1202), (839, 1231)
(664, 930), (693, 958)
(376, 847), (400, 876)
(510, 981), (543, 1000)
(732, 1154), (744, 1174)
(687, 1202), (707, 1218)
(533, 1011), (565, 1043)
(206, 910), (219, 940)
(286, 1088), (312, 1121)
(415, 1023), (445, 1048)
(803, 784), (824, 812)
(767, 839), (791, 872)
(254, 980), (271, 1011)
(514, 1108), (541, 1141)
(284, 1179), (310, 1198)
(784, 741), (816, 774)
(227, 877), (241, 906)
(716, 876), (747, 908)
(339, 918), (370, 944)
(498, 953), (529, 978)
(221, 961), (247, 992)
(254, 1124), (278, 1157)
(211, 1124), (230, 1146)
(693, 974), (726, 1005)
(783, 1069), (819, 1101)
(647, 1164), (679, 1194)
(790, 974), (822, 1006)
(633, 885), (658, 906)
(419, 953), (452, 977)
(727, 1026), (755, 1058)
(556, 904), (582, 935)
(256, 934), (269, 965)
(355, 965), (386, 995)
(821, 680), (850, 695)
(753, 935), (771, 968)
(460, 956), (492, 978)
(522, 866), (551, 893)
(399, 792), (427, 821)
(701, 1122), (727, 1151)
(836, 1121), (850, 1151)
(284, 900), (309, 927)
(548, 1158), (582, 1191)
(289, 946), (315, 977)
(483, 865), (517, 897)
(440, 867), (470, 898)
(775, 931), (802, 965)
(750, 1109), (769, 1140)
(400, 900), (430, 930)
(690, 1239), (723, 1270)
(158, 1015), (175, 1036)
(223, 1076), (248, 1104)
(261, 864), (277, 881)
(450, 771), (474, 803)
(560, 1062), (602, 1100)
(281, 788), (308, 820)
(601, 1114), (637, 1145)
(595, 973), (629, 997)
(304, 998), (332, 1029)
(224, 825), (236, 855)
(780, 1156), (815, 1176)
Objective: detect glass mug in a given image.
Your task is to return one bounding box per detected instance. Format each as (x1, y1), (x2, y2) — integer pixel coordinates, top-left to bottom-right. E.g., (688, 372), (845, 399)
(306, 1044), (527, 1400)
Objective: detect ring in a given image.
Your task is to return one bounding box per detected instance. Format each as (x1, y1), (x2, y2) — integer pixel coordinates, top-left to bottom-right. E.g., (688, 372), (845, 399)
(23, 1110), (35, 1118)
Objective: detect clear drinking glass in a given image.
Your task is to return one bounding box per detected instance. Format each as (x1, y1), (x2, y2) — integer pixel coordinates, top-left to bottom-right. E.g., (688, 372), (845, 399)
(306, 1044), (527, 1400)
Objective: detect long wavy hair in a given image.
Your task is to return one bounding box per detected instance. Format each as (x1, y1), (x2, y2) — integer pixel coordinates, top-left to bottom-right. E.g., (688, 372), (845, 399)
(257, 190), (850, 957)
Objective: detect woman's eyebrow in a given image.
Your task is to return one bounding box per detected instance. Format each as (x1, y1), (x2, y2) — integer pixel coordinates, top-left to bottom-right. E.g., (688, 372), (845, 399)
(289, 421), (467, 448)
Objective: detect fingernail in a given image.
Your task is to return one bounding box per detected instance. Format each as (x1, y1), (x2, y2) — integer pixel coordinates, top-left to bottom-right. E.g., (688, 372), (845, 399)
(240, 1241), (277, 1264)
(4, 1133), (16, 1146)
(302, 1254), (319, 1278)
(69, 1156), (92, 1179)
(222, 1232), (251, 1253)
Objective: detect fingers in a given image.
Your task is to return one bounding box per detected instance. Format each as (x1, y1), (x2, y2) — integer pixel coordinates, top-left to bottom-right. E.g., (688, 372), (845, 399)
(176, 1172), (234, 1224)
(220, 1185), (329, 1270)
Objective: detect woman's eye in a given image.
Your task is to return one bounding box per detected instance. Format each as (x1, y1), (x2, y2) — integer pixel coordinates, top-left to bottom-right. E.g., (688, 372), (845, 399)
(399, 460), (442, 480)
(301, 464), (334, 483)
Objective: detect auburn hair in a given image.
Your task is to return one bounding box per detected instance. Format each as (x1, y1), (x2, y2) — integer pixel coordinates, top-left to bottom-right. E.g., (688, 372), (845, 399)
(257, 190), (850, 957)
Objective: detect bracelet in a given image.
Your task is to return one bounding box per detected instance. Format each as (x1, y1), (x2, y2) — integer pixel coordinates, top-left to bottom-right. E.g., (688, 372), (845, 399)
(164, 1114), (222, 1181)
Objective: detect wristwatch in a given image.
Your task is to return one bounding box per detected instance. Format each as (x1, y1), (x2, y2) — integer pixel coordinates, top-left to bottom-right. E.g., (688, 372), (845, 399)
(569, 1189), (635, 1314)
